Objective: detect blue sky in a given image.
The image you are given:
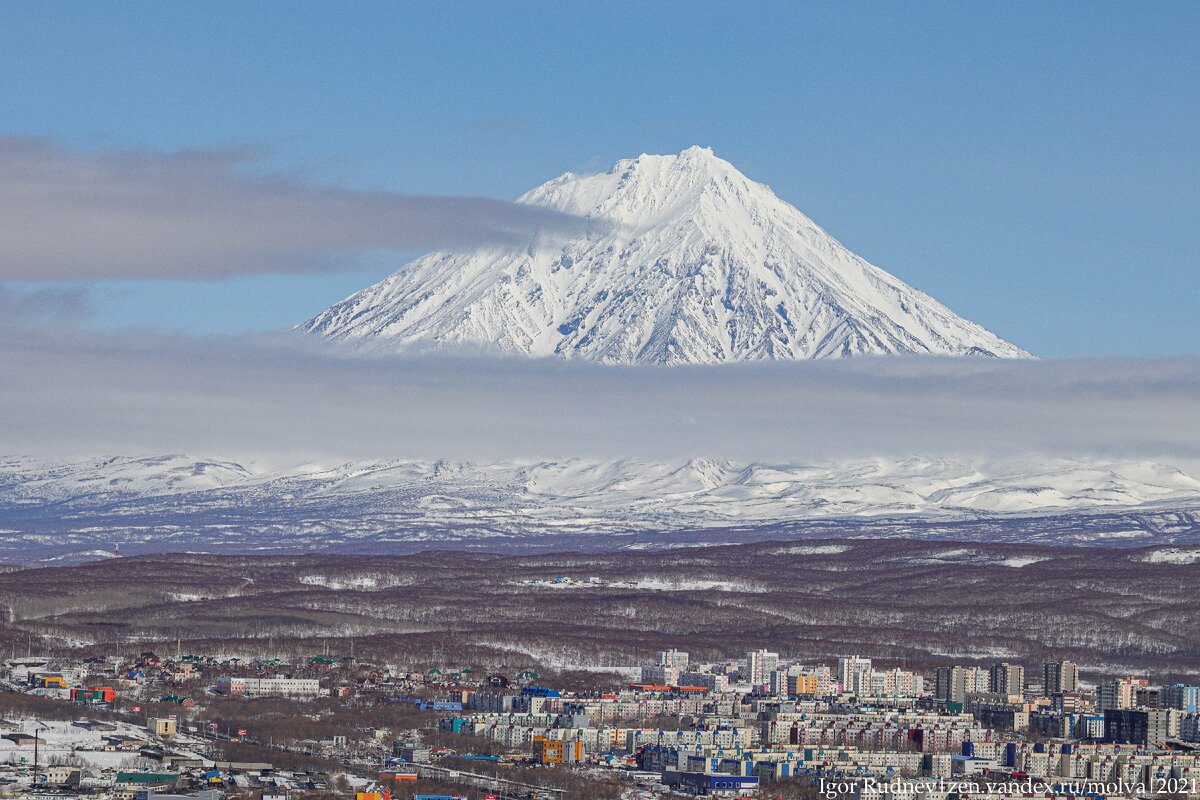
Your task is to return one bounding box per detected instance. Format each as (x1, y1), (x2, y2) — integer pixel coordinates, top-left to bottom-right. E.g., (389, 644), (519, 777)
(2, 1), (1197, 356)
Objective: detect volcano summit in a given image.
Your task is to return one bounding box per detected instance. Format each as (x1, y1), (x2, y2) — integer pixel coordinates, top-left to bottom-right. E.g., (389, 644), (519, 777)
(301, 147), (1028, 363)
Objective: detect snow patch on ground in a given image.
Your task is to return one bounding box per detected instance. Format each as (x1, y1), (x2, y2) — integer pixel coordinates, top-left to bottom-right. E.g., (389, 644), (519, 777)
(771, 544), (852, 555)
(300, 574), (381, 589)
(997, 556), (1052, 568)
(1133, 548), (1200, 564)
(618, 577), (767, 593)
(0, 718), (209, 774)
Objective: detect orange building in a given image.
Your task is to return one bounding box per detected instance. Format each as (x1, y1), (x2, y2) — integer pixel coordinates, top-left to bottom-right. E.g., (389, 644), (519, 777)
(792, 674), (820, 696)
(533, 736), (584, 765)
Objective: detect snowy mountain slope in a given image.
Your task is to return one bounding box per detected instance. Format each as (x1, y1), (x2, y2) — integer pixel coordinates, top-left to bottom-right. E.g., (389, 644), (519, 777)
(0, 454), (252, 505)
(300, 147), (1029, 363)
(2, 453), (1197, 524)
(2, 454), (1199, 563)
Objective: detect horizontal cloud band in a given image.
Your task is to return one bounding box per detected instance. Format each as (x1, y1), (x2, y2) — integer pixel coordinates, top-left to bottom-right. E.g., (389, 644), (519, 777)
(0, 135), (595, 280)
(0, 322), (1197, 466)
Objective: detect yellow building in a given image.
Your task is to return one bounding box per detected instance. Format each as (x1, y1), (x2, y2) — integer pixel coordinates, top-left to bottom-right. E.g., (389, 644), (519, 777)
(533, 736), (584, 765)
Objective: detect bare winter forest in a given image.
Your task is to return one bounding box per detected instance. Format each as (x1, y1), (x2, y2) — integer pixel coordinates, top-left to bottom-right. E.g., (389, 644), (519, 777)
(0, 539), (1196, 676)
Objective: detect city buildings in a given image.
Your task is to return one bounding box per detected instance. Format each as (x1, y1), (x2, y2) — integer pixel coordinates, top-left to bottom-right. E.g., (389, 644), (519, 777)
(990, 662), (1025, 699)
(745, 650), (778, 687)
(838, 655), (871, 692)
(1098, 676), (1149, 711)
(1044, 660), (1080, 695)
(934, 665), (990, 703)
(214, 677), (322, 697)
(5, 646), (1200, 800)
(1165, 683), (1200, 713)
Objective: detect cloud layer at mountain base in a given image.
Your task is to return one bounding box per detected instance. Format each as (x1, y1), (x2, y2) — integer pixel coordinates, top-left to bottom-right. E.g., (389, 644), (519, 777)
(1, 323), (1196, 467)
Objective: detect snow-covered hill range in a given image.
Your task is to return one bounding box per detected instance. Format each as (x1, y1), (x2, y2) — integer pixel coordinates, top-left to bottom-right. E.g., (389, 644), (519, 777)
(2, 454), (1198, 563)
(301, 147), (1028, 363)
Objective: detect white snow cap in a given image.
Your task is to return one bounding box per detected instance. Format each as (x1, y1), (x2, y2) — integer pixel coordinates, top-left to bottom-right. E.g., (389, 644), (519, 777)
(302, 146), (1030, 363)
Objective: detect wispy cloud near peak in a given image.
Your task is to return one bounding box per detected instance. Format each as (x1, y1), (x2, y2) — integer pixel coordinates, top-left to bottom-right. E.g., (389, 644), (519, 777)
(0, 135), (593, 281)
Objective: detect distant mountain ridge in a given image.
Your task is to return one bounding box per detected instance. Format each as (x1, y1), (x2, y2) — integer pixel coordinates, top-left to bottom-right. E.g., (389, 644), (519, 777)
(3, 454), (1198, 564)
(6, 453), (1197, 517)
(301, 147), (1029, 363)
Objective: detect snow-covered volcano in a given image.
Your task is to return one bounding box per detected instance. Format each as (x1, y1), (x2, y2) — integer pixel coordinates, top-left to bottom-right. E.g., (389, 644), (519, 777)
(301, 146), (1028, 363)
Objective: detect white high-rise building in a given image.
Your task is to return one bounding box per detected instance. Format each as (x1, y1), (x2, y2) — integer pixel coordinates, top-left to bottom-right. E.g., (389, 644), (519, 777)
(934, 666), (991, 703)
(657, 649), (690, 670)
(746, 649), (779, 686)
(853, 668), (925, 699)
(1098, 676), (1146, 710)
(838, 656), (872, 692)
(639, 665), (679, 686)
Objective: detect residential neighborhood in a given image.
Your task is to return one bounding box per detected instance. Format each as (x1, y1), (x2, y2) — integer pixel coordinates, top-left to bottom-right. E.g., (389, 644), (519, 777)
(2, 647), (1198, 799)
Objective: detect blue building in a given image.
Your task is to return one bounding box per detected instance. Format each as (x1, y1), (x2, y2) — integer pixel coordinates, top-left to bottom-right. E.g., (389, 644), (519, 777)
(663, 770), (759, 796)
(1164, 684), (1199, 714)
(424, 700), (463, 711)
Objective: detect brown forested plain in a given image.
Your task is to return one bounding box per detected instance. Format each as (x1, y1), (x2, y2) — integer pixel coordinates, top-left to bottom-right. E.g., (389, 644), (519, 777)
(0, 539), (1195, 676)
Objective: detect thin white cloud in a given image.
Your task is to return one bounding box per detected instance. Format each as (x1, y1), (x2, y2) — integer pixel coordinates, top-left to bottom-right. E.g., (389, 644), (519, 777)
(0, 135), (595, 280)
